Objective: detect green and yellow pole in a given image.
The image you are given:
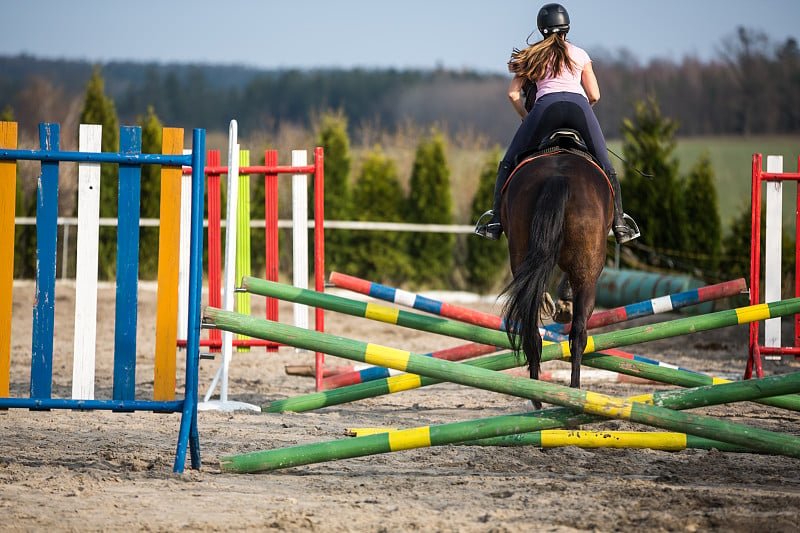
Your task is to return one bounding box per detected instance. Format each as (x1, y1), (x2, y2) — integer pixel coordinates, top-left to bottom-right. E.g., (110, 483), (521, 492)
(469, 430), (753, 452)
(252, 289), (800, 412)
(205, 303), (800, 472)
(347, 427), (755, 453)
(240, 276), (510, 348)
(218, 370), (800, 473)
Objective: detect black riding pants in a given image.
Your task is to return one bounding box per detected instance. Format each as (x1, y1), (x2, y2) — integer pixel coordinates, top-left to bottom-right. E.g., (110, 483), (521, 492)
(501, 91), (614, 173)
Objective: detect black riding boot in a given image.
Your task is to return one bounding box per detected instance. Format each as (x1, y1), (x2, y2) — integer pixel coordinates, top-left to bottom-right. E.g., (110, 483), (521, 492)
(608, 170), (640, 244)
(475, 160), (514, 240)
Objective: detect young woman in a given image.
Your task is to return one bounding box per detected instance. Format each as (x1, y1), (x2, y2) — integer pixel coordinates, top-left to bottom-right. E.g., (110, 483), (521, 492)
(475, 3), (639, 244)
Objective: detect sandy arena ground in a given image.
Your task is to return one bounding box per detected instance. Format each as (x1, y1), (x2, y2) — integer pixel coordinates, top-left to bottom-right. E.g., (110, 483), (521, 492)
(2, 280), (800, 532)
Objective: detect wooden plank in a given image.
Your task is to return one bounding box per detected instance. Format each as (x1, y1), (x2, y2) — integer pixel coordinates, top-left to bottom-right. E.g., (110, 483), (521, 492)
(264, 150), (279, 325)
(765, 155), (783, 350)
(235, 149), (251, 349)
(72, 124), (102, 400)
(177, 148), (192, 344)
(154, 127), (184, 401)
(31, 123), (60, 399)
(0, 121), (18, 397)
(207, 150), (222, 351)
(291, 150), (309, 331)
(113, 126), (142, 401)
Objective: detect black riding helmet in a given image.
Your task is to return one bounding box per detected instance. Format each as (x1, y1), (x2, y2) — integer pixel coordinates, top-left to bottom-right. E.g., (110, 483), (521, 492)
(537, 3), (570, 36)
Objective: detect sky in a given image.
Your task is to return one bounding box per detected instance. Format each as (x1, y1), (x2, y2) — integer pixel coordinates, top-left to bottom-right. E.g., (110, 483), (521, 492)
(1, 1), (798, 74)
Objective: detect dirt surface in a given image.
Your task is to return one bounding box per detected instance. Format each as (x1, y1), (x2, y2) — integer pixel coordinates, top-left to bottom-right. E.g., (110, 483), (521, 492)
(2, 280), (800, 532)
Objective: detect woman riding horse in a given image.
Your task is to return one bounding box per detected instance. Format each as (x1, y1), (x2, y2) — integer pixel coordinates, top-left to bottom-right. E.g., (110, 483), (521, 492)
(475, 3), (639, 244)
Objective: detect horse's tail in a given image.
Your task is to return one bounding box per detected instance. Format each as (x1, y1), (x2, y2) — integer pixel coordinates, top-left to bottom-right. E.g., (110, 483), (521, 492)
(502, 175), (569, 375)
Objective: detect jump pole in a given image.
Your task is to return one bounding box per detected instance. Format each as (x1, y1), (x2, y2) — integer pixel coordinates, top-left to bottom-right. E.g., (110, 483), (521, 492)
(325, 272), (741, 382)
(216, 357), (800, 473)
(251, 288), (800, 413)
(465, 430), (754, 452)
(240, 277), (509, 348)
(329, 271), (505, 330)
(263, 333), (800, 413)
(319, 323), (697, 390)
(204, 301), (800, 449)
(348, 427), (755, 453)
(547, 277), (746, 334)
(242, 279), (796, 412)
(244, 276), (702, 376)
(329, 271), (747, 333)
(323, 342), (500, 389)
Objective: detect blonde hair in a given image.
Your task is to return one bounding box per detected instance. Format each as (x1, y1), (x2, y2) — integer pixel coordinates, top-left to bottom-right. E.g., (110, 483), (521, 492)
(508, 33), (576, 81)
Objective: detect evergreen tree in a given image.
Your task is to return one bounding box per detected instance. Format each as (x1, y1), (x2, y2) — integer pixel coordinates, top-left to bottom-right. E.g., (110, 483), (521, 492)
(720, 202), (752, 282)
(465, 148), (507, 293)
(683, 153), (722, 276)
(137, 106), (163, 279)
(405, 132), (455, 287)
(314, 110), (353, 273)
(722, 202), (797, 299)
(79, 67), (120, 280)
(621, 97), (686, 263)
(349, 146), (411, 283)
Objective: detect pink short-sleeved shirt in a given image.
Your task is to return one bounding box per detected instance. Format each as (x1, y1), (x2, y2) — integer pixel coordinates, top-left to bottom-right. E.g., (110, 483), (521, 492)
(534, 41), (591, 101)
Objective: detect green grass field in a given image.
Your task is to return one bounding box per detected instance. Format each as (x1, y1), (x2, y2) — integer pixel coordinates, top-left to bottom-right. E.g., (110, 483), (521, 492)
(609, 135), (800, 235)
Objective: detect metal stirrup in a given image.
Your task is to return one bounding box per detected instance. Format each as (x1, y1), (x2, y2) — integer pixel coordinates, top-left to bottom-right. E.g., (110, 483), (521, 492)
(621, 213), (640, 239)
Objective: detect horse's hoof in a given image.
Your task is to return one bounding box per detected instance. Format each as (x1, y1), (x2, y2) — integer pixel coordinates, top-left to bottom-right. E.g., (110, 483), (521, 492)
(539, 292), (556, 321)
(553, 301), (573, 324)
(525, 399), (543, 411)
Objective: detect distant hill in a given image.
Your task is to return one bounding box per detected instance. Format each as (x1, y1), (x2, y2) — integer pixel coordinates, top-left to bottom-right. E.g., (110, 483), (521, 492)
(0, 54), (515, 141)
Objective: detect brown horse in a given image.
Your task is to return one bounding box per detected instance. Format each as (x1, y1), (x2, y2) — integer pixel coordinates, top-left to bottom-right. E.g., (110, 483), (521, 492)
(500, 148), (612, 409)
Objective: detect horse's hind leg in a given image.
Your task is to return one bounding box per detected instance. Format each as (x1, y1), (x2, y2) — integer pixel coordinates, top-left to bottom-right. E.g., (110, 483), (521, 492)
(568, 285), (594, 389)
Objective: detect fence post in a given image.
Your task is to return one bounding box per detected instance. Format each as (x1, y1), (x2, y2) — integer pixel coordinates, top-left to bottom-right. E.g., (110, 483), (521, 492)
(292, 150), (309, 332)
(31, 123), (60, 399)
(0, 121), (17, 398)
(72, 124), (102, 400)
(764, 155), (783, 351)
(154, 127), (185, 401)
